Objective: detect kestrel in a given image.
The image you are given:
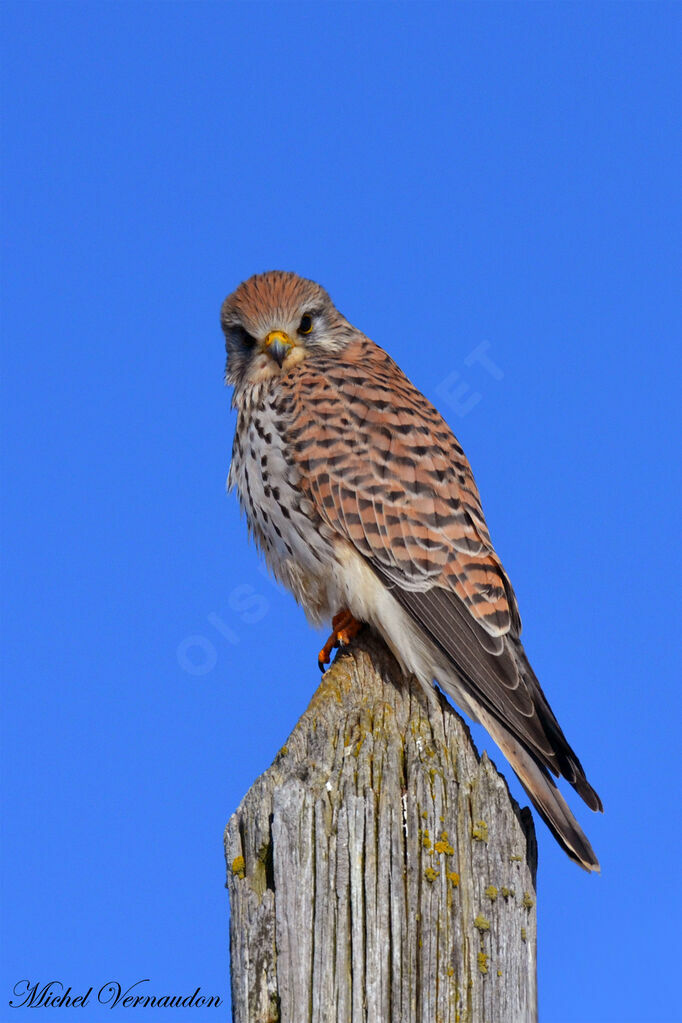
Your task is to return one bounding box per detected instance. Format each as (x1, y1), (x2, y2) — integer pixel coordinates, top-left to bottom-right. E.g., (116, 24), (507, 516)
(221, 270), (602, 871)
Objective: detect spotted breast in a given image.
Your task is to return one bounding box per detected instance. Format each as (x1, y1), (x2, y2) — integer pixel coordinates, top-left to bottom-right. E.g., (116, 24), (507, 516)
(228, 377), (337, 623)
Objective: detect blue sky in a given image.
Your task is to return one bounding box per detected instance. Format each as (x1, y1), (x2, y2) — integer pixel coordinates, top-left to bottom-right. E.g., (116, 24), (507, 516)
(1, 2), (680, 1020)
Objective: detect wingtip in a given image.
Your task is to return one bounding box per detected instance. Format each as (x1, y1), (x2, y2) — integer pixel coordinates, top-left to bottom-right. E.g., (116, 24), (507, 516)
(573, 777), (604, 814)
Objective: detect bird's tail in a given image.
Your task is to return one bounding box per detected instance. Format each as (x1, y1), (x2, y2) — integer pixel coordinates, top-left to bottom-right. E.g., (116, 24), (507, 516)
(475, 706), (600, 872)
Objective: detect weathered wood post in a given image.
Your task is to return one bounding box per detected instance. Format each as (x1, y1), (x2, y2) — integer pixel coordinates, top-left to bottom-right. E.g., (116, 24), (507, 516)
(225, 632), (538, 1023)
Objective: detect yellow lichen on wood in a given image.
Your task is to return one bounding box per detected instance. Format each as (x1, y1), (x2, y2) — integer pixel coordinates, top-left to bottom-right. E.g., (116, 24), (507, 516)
(522, 891), (534, 909)
(485, 885), (498, 902)
(472, 820), (489, 842)
(435, 830), (454, 855)
(425, 866), (439, 883)
(231, 855), (245, 879)
(474, 914), (490, 932)
(447, 871), (460, 888)
(477, 951), (489, 975)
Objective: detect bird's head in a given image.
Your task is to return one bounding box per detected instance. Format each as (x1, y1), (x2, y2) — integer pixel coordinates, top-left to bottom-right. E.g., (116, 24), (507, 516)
(221, 271), (356, 396)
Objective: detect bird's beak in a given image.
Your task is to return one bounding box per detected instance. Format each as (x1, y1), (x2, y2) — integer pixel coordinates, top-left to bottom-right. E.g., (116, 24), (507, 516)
(263, 330), (294, 368)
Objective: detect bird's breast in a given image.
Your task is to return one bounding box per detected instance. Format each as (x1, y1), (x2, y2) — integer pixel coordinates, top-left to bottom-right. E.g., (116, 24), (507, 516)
(229, 388), (337, 622)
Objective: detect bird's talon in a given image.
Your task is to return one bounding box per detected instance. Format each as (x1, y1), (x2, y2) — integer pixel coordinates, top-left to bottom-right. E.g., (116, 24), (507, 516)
(318, 609), (363, 670)
(318, 634), (340, 672)
(337, 625), (360, 646)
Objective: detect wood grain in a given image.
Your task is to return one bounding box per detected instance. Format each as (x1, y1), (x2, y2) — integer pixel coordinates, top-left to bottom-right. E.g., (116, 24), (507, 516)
(225, 632), (538, 1023)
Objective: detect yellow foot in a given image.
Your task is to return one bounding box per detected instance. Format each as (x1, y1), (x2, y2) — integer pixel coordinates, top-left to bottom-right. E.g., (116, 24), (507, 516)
(318, 609), (363, 672)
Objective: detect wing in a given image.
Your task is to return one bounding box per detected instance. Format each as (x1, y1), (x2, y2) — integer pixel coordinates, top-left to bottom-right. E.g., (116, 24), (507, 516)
(282, 337), (601, 816)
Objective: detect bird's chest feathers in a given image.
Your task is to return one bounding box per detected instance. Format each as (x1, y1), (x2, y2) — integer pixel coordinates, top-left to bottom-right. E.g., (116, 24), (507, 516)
(229, 387), (334, 615)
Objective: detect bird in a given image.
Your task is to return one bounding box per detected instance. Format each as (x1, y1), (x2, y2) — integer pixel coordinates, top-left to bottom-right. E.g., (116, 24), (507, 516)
(221, 270), (603, 871)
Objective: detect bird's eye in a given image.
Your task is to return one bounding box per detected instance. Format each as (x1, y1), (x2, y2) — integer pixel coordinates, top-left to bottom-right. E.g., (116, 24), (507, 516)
(236, 326), (256, 349)
(298, 314), (313, 335)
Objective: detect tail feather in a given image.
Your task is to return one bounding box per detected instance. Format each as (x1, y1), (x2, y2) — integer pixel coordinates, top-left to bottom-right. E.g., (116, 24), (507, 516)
(474, 706), (601, 872)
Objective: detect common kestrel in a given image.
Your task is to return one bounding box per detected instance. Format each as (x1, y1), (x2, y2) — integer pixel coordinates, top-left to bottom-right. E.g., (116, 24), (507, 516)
(221, 270), (602, 871)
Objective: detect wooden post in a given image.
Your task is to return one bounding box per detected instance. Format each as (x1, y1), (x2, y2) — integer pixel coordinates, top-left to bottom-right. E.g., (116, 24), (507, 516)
(225, 632), (538, 1023)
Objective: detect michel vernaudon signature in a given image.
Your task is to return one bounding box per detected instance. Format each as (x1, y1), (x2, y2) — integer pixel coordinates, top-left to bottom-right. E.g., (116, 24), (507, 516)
(9, 980), (223, 1009)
